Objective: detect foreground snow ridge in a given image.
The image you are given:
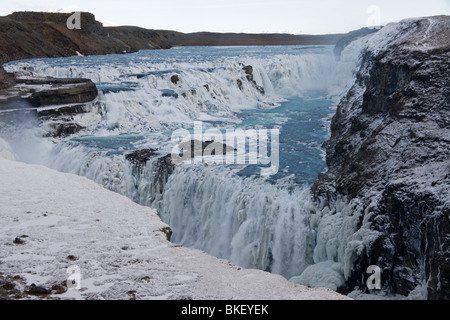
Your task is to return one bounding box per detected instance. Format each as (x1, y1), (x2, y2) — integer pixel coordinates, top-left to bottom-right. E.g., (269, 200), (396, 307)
(0, 157), (348, 300)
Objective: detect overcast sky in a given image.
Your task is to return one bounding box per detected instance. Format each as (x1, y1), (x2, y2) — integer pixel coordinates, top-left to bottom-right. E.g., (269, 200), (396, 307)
(1, 0), (449, 34)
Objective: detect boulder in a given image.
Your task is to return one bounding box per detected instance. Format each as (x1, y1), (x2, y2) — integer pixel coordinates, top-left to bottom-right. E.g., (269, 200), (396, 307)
(25, 78), (98, 107)
(170, 74), (180, 84)
(243, 65), (254, 82)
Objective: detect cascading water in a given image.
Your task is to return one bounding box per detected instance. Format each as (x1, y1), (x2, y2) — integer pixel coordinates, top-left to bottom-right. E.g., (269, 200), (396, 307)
(156, 165), (318, 278)
(2, 44), (362, 282)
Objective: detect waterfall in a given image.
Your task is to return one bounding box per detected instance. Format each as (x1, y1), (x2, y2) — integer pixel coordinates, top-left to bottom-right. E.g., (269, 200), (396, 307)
(156, 165), (318, 278)
(2, 44), (365, 283)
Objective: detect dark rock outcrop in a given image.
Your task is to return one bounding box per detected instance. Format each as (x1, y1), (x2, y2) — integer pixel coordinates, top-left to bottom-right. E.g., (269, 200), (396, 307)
(312, 16), (450, 299)
(26, 283), (51, 296)
(0, 76), (102, 138)
(243, 65), (254, 81)
(24, 78), (98, 107)
(170, 75), (180, 85)
(241, 65), (265, 95)
(0, 11), (171, 66)
(152, 154), (176, 196)
(236, 79), (243, 91)
(125, 148), (159, 165)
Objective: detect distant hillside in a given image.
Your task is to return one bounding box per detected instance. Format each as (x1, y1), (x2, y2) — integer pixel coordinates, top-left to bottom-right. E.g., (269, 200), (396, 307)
(0, 11), (351, 66)
(158, 31), (346, 47)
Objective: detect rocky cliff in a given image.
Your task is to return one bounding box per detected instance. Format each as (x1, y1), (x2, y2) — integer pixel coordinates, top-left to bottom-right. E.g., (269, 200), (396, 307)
(0, 11), (172, 66)
(312, 16), (450, 299)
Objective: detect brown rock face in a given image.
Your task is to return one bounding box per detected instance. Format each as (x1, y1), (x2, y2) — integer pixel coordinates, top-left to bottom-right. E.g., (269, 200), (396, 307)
(0, 67), (14, 89)
(0, 11), (172, 66)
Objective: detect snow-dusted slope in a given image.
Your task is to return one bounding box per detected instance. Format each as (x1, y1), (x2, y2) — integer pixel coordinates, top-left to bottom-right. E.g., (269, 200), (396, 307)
(0, 156), (348, 300)
(309, 16), (450, 299)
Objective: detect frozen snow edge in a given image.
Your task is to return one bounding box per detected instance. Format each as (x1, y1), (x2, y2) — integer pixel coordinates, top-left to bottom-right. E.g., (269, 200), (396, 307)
(0, 156), (349, 300)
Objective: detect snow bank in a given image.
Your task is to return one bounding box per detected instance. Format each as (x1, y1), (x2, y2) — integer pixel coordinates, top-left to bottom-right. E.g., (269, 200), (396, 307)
(0, 158), (349, 300)
(290, 261), (345, 291)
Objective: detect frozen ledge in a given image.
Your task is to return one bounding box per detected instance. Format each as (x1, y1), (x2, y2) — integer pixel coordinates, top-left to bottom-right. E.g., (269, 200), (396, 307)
(0, 157), (349, 300)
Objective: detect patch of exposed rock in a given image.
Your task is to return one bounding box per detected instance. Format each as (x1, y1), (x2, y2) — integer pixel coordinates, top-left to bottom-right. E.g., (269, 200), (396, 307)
(0, 76), (102, 137)
(0, 11), (171, 66)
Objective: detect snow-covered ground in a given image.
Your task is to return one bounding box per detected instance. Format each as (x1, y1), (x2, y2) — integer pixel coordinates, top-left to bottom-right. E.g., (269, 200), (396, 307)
(0, 148), (349, 300)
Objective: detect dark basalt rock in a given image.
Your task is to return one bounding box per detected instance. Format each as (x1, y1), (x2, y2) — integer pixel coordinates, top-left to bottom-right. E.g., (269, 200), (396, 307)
(243, 65), (254, 82)
(1, 77), (99, 111)
(47, 122), (85, 138)
(26, 283), (51, 296)
(0, 76), (101, 138)
(241, 65), (266, 94)
(312, 16), (450, 299)
(26, 79), (98, 107)
(152, 154), (176, 196)
(0, 12), (172, 67)
(239, 65), (265, 95)
(13, 237), (25, 245)
(170, 74), (180, 84)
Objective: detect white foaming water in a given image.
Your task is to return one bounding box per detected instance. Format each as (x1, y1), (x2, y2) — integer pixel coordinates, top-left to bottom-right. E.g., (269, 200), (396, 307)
(156, 165), (317, 279)
(2, 45), (366, 285)
(49, 143), (137, 198)
(0, 137), (17, 161)
(0, 108), (54, 165)
(5, 46), (341, 134)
